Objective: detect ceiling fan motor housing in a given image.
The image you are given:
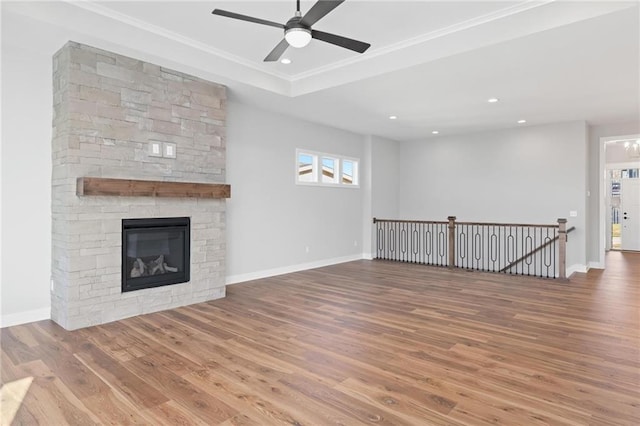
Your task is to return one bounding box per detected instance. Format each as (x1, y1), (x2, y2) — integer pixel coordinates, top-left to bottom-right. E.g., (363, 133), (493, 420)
(285, 16), (312, 48)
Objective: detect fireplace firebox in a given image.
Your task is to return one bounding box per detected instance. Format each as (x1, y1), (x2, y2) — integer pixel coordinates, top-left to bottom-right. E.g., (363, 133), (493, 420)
(122, 217), (190, 292)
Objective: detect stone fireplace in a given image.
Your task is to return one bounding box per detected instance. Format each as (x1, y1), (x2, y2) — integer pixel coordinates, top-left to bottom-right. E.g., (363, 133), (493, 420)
(51, 42), (229, 330)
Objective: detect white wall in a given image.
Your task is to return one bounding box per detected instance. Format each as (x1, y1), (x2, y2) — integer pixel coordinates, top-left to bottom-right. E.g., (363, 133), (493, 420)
(398, 122), (588, 272)
(371, 136), (400, 220)
(365, 136), (400, 257)
(1, 44), (53, 325)
(225, 101), (366, 283)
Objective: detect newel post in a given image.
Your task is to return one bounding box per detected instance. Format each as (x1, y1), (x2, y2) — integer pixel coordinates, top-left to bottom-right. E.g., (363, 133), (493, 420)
(447, 216), (457, 268)
(558, 218), (567, 280)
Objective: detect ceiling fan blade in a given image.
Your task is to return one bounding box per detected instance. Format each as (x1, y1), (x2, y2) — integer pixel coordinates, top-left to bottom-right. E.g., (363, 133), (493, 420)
(264, 39), (290, 62)
(311, 30), (370, 53)
(300, 0), (345, 27)
(212, 9), (284, 29)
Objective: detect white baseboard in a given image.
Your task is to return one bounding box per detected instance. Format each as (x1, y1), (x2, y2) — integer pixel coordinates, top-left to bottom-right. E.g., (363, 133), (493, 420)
(588, 261), (604, 270)
(226, 254), (365, 285)
(567, 263), (589, 277)
(1, 307), (50, 328)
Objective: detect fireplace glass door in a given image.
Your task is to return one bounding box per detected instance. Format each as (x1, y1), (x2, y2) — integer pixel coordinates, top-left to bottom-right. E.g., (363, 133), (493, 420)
(122, 217), (190, 292)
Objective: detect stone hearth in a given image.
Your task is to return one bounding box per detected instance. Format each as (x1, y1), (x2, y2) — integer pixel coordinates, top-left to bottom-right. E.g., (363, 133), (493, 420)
(51, 41), (227, 330)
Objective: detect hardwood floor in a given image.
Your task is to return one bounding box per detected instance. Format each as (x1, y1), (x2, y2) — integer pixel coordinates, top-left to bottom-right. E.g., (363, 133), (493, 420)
(2, 252), (639, 425)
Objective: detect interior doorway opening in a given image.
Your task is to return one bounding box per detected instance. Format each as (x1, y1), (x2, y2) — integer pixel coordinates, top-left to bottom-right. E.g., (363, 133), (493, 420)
(603, 137), (640, 253)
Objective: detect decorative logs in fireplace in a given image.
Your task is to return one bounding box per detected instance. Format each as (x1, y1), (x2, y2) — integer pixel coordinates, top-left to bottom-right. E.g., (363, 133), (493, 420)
(122, 217), (190, 292)
(130, 255), (178, 278)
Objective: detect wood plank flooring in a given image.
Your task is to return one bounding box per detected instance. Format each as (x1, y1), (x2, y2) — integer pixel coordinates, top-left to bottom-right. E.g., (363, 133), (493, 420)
(2, 251), (639, 425)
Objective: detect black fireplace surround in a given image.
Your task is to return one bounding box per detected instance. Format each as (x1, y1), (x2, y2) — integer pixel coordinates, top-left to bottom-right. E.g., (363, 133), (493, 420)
(122, 217), (190, 292)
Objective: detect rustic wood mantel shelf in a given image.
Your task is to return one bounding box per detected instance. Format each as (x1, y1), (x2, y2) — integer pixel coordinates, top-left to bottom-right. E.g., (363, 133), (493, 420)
(76, 177), (231, 199)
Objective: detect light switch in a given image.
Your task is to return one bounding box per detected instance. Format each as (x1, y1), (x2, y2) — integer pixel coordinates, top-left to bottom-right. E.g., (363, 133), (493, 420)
(163, 142), (177, 159)
(148, 141), (162, 157)
(570, 210), (578, 217)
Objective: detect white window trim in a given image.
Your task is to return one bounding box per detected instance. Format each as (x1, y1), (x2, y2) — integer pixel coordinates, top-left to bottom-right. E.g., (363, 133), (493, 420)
(295, 149), (360, 188)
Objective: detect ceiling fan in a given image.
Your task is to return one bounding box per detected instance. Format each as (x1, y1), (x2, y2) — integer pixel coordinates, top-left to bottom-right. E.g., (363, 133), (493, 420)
(211, 0), (371, 62)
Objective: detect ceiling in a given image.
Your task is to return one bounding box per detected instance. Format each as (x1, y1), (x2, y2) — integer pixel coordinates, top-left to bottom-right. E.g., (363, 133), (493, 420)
(3, 0), (639, 141)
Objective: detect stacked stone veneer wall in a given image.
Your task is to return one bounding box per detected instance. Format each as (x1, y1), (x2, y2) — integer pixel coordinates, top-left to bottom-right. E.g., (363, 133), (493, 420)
(51, 42), (227, 330)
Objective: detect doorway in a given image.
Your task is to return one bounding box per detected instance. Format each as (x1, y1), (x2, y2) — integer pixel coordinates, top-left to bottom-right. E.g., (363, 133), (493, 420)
(603, 137), (640, 253)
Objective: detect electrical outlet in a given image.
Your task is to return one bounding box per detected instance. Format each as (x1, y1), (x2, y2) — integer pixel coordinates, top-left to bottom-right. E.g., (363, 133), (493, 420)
(354, 240), (358, 247)
(163, 142), (177, 158)
(570, 210), (578, 217)
(305, 246), (310, 253)
(148, 141), (162, 157)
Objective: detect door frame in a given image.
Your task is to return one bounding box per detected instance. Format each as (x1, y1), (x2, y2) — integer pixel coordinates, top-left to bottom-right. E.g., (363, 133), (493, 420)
(599, 133), (640, 266)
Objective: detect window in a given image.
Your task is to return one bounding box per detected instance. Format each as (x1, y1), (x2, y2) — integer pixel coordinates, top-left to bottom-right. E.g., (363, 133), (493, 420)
(298, 153), (316, 183)
(296, 149), (359, 187)
(321, 156), (338, 184)
(621, 168), (639, 179)
(342, 159), (357, 185)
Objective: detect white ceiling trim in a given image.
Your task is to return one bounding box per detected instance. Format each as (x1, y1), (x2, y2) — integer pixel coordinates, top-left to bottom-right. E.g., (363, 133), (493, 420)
(64, 0), (291, 81)
(66, 0), (553, 86)
(290, 0), (554, 82)
(34, 0), (637, 99)
(288, 0), (638, 96)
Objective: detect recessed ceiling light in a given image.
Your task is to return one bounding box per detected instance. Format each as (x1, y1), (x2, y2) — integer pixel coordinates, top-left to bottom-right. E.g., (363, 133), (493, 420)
(432, 130), (439, 135)
(280, 58), (291, 64)
(517, 119), (527, 124)
(389, 115), (397, 120)
(487, 98), (499, 103)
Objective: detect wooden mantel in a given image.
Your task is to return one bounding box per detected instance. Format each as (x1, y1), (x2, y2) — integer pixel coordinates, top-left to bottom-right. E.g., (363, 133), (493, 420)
(77, 177), (231, 199)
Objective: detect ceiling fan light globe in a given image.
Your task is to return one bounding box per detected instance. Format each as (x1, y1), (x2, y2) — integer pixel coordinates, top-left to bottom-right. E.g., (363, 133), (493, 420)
(285, 28), (312, 48)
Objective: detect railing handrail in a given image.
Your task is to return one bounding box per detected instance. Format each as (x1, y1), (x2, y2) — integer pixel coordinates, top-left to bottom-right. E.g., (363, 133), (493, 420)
(456, 221), (558, 229)
(373, 218), (447, 225)
(374, 217), (558, 229)
(499, 226), (575, 273)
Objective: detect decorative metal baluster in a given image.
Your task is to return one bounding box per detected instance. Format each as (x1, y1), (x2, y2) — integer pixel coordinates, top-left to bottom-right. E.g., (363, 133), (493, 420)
(389, 222), (395, 261)
(394, 221), (397, 262)
(483, 225), (487, 271)
(525, 227), (533, 276)
(553, 227), (557, 278)
(461, 224), (465, 269)
(419, 223), (424, 264)
(463, 224), (468, 269)
(411, 224), (420, 263)
(427, 223), (433, 265)
(543, 227), (551, 278)
(500, 225), (504, 272)
(490, 225), (496, 272)
(438, 224), (445, 266)
(376, 221), (382, 259)
(386, 221), (390, 260)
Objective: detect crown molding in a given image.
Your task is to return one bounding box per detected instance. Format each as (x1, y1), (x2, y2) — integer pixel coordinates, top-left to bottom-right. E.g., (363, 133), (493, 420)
(64, 0), (292, 81)
(289, 0), (554, 82)
(64, 0), (554, 90)
(12, 0), (635, 100)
